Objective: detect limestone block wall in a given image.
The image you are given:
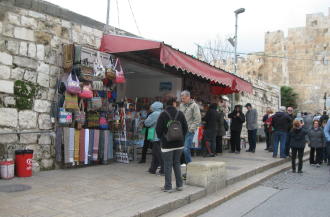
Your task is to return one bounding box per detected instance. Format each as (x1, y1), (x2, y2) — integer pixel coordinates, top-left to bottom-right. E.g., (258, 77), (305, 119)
(0, 1), (121, 171)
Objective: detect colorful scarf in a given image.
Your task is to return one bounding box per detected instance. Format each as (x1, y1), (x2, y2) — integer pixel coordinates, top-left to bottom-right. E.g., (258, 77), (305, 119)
(84, 129), (89, 165)
(74, 129), (80, 162)
(79, 129), (85, 162)
(68, 128), (74, 163)
(98, 130), (105, 163)
(108, 132), (114, 160)
(93, 130), (100, 161)
(88, 130), (94, 164)
(103, 130), (109, 163)
(55, 127), (63, 162)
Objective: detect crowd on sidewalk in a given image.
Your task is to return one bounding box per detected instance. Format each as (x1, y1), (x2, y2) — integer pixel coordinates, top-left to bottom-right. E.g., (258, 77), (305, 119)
(137, 90), (330, 192)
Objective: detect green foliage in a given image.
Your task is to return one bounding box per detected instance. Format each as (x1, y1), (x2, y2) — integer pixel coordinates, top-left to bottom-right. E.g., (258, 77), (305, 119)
(281, 86), (298, 109)
(14, 80), (40, 110)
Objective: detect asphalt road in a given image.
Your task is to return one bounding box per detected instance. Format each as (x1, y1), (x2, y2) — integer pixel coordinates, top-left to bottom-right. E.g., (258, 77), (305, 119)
(200, 163), (330, 217)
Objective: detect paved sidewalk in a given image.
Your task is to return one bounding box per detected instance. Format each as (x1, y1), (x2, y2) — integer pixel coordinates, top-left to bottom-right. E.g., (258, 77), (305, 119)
(0, 143), (285, 217)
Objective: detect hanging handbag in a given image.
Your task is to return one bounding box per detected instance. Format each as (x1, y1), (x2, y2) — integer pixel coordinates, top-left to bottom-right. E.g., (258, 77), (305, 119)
(99, 113), (109, 129)
(88, 92), (102, 111)
(92, 81), (104, 91)
(79, 83), (93, 99)
(63, 44), (74, 72)
(58, 107), (72, 125)
(105, 56), (116, 80)
(93, 51), (105, 80)
(114, 58), (126, 83)
(74, 100), (85, 129)
(80, 58), (93, 81)
(64, 92), (79, 110)
(66, 72), (81, 94)
(87, 112), (99, 128)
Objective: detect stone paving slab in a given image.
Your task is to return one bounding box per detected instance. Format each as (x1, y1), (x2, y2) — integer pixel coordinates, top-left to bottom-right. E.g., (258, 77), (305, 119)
(0, 143), (290, 217)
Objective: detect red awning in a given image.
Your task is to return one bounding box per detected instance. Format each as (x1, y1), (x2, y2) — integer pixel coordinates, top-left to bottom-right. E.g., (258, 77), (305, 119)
(100, 34), (252, 93)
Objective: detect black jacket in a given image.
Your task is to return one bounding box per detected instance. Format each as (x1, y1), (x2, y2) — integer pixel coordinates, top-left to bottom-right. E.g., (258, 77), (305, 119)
(272, 112), (291, 132)
(228, 106), (245, 132)
(289, 128), (308, 148)
(202, 108), (219, 140)
(156, 106), (188, 149)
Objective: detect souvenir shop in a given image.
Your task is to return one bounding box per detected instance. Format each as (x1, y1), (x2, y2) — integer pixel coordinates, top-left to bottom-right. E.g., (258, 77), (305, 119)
(55, 34), (253, 168)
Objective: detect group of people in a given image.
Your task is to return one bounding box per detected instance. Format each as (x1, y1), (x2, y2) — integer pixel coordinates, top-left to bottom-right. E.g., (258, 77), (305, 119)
(263, 107), (330, 173)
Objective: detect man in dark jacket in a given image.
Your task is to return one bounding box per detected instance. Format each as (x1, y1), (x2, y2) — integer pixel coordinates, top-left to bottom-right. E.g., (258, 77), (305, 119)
(156, 97), (188, 192)
(319, 111), (329, 126)
(216, 108), (226, 153)
(285, 106), (295, 157)
(245, 103), (258, 153)
(228, 105), (245, 153)
(202, 103), (219, 157)
(272, 106), (292, 158)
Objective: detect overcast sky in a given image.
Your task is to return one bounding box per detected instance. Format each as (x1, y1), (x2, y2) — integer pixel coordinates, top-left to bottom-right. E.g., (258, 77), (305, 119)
(46, 0), (329, 55)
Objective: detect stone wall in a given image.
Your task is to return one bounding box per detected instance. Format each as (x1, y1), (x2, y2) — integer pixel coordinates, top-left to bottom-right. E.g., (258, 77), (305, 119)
(0, 0), (127, 171)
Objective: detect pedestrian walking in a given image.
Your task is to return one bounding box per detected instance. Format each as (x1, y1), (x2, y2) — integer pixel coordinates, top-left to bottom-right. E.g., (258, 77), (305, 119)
(179, 90), (201, 164)
(228, 105), (245, 153)
(307, 120), (325, 167)
(245, 103), (258, 153)
(303, 112), (313, 130)
(145, 101), (164, 175)
(262, 107), (273, 151)
(156, 97), (188, 192)
(289, 120), (308, 173)
(216, 105), (226, 154)
(285, 107), (295, 157)
(202, 103), (219, 157)
(139, 106), (152, 164)
(323, 119), (330, 166)
(272, 106), (291, 158)
(319, 111), (329, 126)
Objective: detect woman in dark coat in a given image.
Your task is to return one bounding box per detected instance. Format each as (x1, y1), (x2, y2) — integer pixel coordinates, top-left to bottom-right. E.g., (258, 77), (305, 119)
(228, 105), (245, 153)
(202, 103), (219, 157)
(307, 120), (325, 166)
(289, 120), (308, 173)
(216, 109), (226, 153)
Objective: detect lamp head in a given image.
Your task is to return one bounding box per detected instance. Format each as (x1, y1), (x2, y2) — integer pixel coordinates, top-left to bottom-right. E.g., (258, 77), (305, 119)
(234, 8), (245, 14)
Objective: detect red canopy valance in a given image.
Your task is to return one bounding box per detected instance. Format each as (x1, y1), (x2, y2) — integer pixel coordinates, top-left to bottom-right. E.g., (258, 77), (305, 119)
(100, 34), (252, 94)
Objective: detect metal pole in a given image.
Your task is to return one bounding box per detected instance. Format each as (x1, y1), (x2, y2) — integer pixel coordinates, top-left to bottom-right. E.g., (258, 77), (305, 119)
(231, 13), (239, 111)
(105, 0), (111, 33)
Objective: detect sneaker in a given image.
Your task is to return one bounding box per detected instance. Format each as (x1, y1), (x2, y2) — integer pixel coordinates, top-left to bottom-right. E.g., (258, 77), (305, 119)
(176, 186), (183, 191)
(156, 172), (165, 176)
(310, 163), (315, 166)
(298, 170), (303, 173)
(316, 164), (321, 168)
(161, 187), (174, 193)
(182, 173), (187, 180)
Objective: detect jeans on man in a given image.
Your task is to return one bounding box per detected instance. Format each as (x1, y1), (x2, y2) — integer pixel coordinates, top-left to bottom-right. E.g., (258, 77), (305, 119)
(326, 142), (330, 163)
(248, 129), (257, 151)
(273, 131), (287, 158)
(162, 149), (183, 190)
(183, 132), (194, 164)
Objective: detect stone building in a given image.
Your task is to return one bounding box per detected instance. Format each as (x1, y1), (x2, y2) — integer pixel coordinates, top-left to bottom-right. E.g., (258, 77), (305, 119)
(226, 9), (330, 112)
(0, 0), (279, 171)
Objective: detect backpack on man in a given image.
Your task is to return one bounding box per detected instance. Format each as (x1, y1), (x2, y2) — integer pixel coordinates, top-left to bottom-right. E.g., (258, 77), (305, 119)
(164, 111), (183, 142)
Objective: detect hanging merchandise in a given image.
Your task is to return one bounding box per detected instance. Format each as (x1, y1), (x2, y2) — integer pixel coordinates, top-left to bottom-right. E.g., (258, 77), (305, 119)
(79, 129), (85, 163)
(79, 83), (93, 99)
(92, 130), (100, 162)
(105, 56), (116, 80)
(84, 129), (89, 165)
(66, 72), (81, 94)
(58, 108), (73, 125)
(114, 58), (126, 83)
(88, 92), (102, 111)
(80, 58), (94, 81)
(64, 92), (79, 110)
(63, 44), (74, 72)
(99, 112), (109, 130)
(74, 100), (85, 130)
(86, 112), (100, 128)
(72, 45), (82, 77)
(192, 126), (203, 149)
(63, 128), (75, 164)
(92, 80), (104, 91)
(74, 129), (80, 163)
(93, 51), (105, 80)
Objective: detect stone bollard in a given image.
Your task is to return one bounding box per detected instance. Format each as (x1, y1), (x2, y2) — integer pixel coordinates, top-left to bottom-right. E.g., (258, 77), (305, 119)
(186, 161), (226, 194)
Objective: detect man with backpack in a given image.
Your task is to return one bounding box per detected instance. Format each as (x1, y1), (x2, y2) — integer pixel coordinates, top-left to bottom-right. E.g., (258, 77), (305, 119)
(156, 97), (188, 192)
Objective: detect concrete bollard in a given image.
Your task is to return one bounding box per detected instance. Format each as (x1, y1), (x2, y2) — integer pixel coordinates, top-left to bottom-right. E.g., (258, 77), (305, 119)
(186, 161), (226, 194)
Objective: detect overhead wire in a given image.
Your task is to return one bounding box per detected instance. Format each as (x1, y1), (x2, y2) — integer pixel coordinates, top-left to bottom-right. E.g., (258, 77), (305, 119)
(127, 0), (141, 35)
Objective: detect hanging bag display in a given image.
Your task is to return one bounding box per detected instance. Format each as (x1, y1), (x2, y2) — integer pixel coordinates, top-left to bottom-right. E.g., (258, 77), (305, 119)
(79, 83), (93, 99)
(58, 107), (72, 125)
(92, 81), (104, 91)
(80, 58), (93, 81)
(66, 72), (81, 94)
(63, 44), (74, 72)
(74, 100), (85, 129)
(93, 51), (105, 80)
(88, 92), (102, 111)
(87, 112), (100, 128)
(99, 113), (109, 129)
(64, 92), (79, 110)
(114, 58), (126, 83)
(105, 56), (116, 80)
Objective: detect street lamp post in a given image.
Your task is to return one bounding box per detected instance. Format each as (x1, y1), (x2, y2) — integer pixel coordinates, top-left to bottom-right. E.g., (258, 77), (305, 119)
(230, 8), (245, 110)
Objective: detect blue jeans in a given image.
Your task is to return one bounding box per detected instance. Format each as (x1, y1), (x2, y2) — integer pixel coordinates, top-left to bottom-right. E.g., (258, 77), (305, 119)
(248, 129), (257, 151)
(162, 149), (183, 190)
(273, 131), (287, 158)
(183, 132), (194, 164)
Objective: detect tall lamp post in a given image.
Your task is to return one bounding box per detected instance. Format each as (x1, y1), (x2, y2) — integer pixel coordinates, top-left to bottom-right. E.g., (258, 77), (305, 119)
(229, 8), (245, 110)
